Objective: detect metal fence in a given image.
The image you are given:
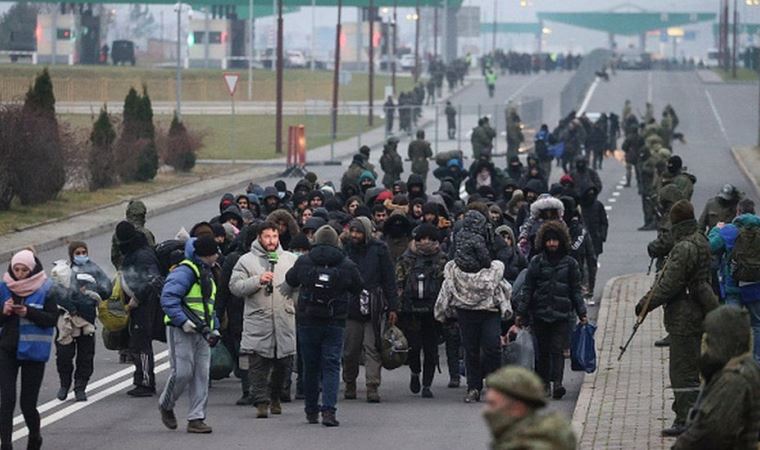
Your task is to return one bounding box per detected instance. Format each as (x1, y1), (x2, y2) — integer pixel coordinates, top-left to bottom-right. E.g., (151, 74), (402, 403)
(560, 48), (612, 117)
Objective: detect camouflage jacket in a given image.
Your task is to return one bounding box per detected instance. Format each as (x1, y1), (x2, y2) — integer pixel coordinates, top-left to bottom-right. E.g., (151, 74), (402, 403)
(488, 411), (577, 450)
(698, 197), (737, 233)
(673, 353), (760, 450)
(641, 219), (718, 336)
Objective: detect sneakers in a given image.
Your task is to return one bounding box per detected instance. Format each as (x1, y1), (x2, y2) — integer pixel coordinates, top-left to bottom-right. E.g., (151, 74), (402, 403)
(306, 412), (319, 424)
(187, 419), (212, 434)
(256, 403), (269, 419)
(410, 374), (421, 394)
(270, 399), (282, 415)
(464, 389), (480, 403)
(56, 386), (69, 401)
(654, 335), (671, 348)
(421, 387), (433, 398)
(344, 382), (357, 400)
(447, 376), (461, 388)
(321, 410), (340, 427)
(74, 389), (87, 402)
(126, 386), (155, 397)
(552, 385), (567, 400)
(236, 394), (254, 406)
(159, 407), (178, 430)
(366, 385), (381, 403)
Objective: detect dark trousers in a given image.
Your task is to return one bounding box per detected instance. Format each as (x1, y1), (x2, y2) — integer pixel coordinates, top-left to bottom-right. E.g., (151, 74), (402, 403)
(0, 349), (46, 449)
(532, 320), (570, 387)
(669, 334), (701, 425)
(55, 333), (95, 391)
(129, 304), (155, 389)
(441, 321), (462, 379)
(299, 324), (344, 414)
(456, 309), (501, 391)
(248, 353), (293, 406)
(221, 333), (248, 396)
(399, 313), (438, 387)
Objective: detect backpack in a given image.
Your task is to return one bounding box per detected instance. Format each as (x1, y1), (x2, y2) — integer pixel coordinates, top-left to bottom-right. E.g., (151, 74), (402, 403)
(302, 265), (341, 319)
(402, 254), (442, 313)
(98, 273), (130, 332)
(155, 239), (185, 276)
(731, 227), (760, 283)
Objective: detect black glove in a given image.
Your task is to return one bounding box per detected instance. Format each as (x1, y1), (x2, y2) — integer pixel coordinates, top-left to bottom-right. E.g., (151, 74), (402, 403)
(635, 301), (644, 317)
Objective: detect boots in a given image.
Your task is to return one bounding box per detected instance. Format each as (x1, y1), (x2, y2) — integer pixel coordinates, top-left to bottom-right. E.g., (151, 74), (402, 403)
(159, 407), (178, 430)
(187, 419), (212, 434)
(447, 376), (460, 388)
(344, 381), (357, 400)
(306, 412), (319, 424)
(321, 410), (340, 427)
(56, 386), (69, 401)
(409, 374), (421, 394)
(366, 385), (381, 403)
(654, 335), (671, 348)
(270, 399), (282, 415)
(256, 403), (269, 419)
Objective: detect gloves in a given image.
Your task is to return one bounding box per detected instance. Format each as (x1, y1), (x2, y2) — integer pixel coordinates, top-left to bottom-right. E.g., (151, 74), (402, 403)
(182, 320), (196, 334)
(634, 301), (644, 317)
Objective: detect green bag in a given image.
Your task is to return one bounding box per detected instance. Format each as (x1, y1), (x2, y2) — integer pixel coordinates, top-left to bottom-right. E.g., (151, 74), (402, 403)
(731, 227), (760, 282)
(210, 344), (233, 380)
(98, 273), (130, 332)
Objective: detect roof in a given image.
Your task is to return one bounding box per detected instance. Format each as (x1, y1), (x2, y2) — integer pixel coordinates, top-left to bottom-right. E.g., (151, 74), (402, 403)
(537, 11), (716, 36)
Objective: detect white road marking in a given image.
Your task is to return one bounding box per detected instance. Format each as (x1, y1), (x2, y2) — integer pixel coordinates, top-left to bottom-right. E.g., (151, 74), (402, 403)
(608, 198), (617, 203)
(12, 350), (170, 426)
(578, 78), (600, 115)
(506, 73), (545, 103)
(615, 185), (623, 190)
(704, 89), (730, 144)
(612, 192), (620, 196)
(13, 361), (172, 442)
(647, 72), (653, 103)
(604, 206), (612, 211)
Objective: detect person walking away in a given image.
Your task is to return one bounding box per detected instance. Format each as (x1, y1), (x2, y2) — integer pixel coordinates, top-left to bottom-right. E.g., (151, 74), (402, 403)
(483, 366), (577, 450)
(673, 306), (760, 449)
(635, 200), (719, 436)
(380, 137), (404, 189)
(534, 124), (553, 182)
(445, 101), (457, 140)
(158, 236), (220, 434)
(286, 225), (363, 426)
(0, 250), (60, 450)
(426, 78), (435, 105)
(230, 222), (298, 419)
(383, 96), (395, 135)
(408, 130), (433, 183)
(343, 217), (399, 403)
(396, 224), (446, 398)
(516, 221), (588, 399)
(485, 68), (497, 98)
(116, 221), (163, 397)
(506, 107), (524, 161)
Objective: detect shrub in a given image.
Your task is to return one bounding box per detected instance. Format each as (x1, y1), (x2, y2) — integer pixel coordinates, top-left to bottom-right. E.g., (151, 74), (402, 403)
(116, 85), (158, 181)
(163, 112), (199, 172)
(89, 106), (117, 190)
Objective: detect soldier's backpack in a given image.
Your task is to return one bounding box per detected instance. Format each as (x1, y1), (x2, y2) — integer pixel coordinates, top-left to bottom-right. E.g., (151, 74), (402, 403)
(402, 255), (443, 313)
(731, 227), (760, 283)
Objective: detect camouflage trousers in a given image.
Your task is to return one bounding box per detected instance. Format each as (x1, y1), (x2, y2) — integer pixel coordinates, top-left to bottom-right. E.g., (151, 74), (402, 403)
(669, 334), (701, 425)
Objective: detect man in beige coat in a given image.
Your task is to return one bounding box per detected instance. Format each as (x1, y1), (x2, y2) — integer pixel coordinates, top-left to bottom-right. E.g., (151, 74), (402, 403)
(230, 221), (298, 419)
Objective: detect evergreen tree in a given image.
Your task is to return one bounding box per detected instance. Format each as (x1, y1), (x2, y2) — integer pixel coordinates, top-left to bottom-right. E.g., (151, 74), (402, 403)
(165, 111), (197, 172)
(23, 67), (55, 118)
(89, 106), (117, 190)
(133, 86), (158, 181)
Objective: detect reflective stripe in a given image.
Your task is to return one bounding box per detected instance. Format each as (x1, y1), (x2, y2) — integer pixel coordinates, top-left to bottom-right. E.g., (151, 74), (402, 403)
(19, 334), (55, 343)
(164, 260), (216, 329)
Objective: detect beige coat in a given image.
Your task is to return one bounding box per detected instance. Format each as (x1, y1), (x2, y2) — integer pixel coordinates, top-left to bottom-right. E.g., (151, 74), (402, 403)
(230, 240), (298, 359)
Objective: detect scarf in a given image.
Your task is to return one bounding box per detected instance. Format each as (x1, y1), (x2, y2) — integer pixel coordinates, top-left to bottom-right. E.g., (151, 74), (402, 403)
(414, 240), (440, 256)
(3, 270), (48, 298)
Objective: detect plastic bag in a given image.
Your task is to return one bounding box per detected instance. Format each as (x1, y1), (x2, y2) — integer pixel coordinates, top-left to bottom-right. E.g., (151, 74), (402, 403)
(571, 322), (597, 373)
(501, 328), (535, 370)
(210, 343), (234, 380)
(98, 274), (130, 332)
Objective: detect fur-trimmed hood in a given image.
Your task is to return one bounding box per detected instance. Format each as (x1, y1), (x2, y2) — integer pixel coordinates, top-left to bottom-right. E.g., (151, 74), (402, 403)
(266, 209), (300, 238)
(530, 194), (565, 219)
(535, 220), (571, 253)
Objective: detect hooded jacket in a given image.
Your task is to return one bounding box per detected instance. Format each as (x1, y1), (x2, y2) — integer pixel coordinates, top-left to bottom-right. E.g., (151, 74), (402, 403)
(160, 239), (218, 328)
(434, 260), (512, 321)
(708, 213), (760, 301)
(495, 225), (527, 283)
(453, 211), (492, 273)
(229, 240), (299, 359)
(266, 209), (300, 251)
(110, 201), (156, 269)
(579, 187), (608, 256)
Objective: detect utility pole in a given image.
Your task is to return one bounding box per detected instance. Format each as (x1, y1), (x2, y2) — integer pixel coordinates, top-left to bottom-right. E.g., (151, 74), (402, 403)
(392, 0), (397, 94)
(368, 0), (375, 126)
(275, 0), (283, 153)
(247, 0), (254, 100)
(310, 0), (316, 71)
(331, 0), (343, 140)
(176, 3), (182, 118)
(724, 0), (730, 70)
(413, 0), (420, 83)
(732, 0), (738, 78)
(492, 0), (497, 53)
(433, 5), (438, 59)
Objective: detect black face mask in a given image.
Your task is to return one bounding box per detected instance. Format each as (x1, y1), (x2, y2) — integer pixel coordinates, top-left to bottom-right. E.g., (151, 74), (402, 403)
(698, 352), (724, 383)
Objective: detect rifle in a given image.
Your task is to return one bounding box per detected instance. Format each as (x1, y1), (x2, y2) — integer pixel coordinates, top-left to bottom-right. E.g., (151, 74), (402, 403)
(618, 269), (661, 361)
(646, 257), (654, 276)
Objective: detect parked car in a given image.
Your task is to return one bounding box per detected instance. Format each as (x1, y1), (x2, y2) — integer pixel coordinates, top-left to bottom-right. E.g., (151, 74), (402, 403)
(286, 50), (307, 68)
(399, 54), (416, 71)
(112, 40), (135, 66)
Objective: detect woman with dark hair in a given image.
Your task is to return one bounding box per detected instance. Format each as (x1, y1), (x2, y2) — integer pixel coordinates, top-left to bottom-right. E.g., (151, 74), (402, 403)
(344, 196), (364, 217)
(0, 250), (60, 450)
(298, 207), (314, 229)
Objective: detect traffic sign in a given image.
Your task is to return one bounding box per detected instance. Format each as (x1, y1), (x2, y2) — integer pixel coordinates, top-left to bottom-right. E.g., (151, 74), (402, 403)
(223, 72), (240, 96)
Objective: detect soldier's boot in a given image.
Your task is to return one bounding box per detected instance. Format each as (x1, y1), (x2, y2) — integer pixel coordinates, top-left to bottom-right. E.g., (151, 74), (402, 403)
(552, 384), (566, 400)
(661, 421), (686, 437)
(654, 335), (671, 348)
(366, 385), (381, 403)
(255, 403), (269, 419)
(270, 399), (282, 415)
(344, 381), (357, 400)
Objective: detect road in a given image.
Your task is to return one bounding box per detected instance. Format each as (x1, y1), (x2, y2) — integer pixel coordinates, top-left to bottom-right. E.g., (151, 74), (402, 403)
(13, 69), (758, 449)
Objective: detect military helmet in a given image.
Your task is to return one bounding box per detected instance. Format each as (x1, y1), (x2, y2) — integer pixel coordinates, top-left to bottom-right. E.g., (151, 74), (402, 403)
(486, 366), (546, 408)
(380, 325), (409, 370)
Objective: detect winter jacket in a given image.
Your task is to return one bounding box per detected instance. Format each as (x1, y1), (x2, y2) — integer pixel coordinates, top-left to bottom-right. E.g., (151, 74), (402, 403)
(229, 240), (299, 359)
(160, 239), (218, 328)
(285, 244), (363, 327)
(380, 147), (404, 188)
(345, 217), (399, 321)
(434, 260), (512, 321)
(699, 196), (739, 233)
(120, 236), (161, 308)
(110, 201), (156, 269)
(70, 260), (112, 302)
(495, 226), (527, 283)
(579, 189), (608, 256)
(395, 241), (446, 314)
(408, 139), (433, 175)
(708, 213), (760, 302)
(453, 211), (491, 273)
(518, 221), (587, 324)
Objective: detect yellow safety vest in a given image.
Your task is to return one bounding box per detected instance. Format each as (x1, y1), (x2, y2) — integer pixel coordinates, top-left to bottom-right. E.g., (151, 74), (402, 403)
(164, 259), (217, 330)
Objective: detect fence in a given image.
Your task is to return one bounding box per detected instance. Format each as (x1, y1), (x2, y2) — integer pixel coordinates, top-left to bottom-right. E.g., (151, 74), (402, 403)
(560, 48), (612, 117)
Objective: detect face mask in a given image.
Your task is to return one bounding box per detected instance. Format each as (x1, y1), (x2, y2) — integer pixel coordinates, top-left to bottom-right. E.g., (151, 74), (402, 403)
(74, 255), (89, 265)
(482, 410), (520, 436)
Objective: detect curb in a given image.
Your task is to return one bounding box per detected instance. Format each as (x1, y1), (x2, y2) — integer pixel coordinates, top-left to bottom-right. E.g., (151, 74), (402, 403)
(730, 146), (760, 200)
(570, 273), (642, 438)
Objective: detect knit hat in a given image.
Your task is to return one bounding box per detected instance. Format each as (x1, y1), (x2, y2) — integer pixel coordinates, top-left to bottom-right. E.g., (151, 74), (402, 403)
(193, 236), (218, 257)
(559, 174), (574, 185)
(211, 223), (226, 238)
(359, 145), (371, 157)
(289, 233), (311, 252)
(376, 190), (393, 204)
(305, 172), (318, 185)
(667, 155), (682, 174)
(303, 217), (327, 232)
(262, 186), (279, 200)
(313, 225), (339, 247)
(190, 222), (214, 239)
(274, 180), (287, 193)
(422, 202), (439, 216)
(67, 241), (87, 261)
(413, 223), (440, 242)
(11, 250), (36, 271)
(359, 170), (376, 183)
(115, 221), (138, 245)
(669, 199), (695, 225)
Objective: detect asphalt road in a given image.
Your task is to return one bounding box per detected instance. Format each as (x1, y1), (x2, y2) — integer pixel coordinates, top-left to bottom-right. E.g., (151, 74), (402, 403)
(12, 69), (758, 450)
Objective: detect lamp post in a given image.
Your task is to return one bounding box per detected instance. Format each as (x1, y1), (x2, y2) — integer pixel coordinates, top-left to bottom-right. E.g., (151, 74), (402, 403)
(368, 0), (374, 126)
(331, 0), (343, 142)
(413, 0), (420, 82)
(275, 0), (283, 153)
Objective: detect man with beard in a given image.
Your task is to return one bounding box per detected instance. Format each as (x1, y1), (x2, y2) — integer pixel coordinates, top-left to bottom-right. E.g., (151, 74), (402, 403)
(673, 306), (760, 449)
(635, 200), (719, 436)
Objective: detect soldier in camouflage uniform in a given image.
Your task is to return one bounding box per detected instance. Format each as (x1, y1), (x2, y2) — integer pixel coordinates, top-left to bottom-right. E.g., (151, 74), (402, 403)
(659, 155), (695, 201)
(505, 106), (524, 160)
(673, 306), (760, 449)
(648, 184), (687, 271)
(407, 130), (433, 182)
(483, 366), (576, 450)
(698, 184), (743, 233)
(636, 200), (719, 437)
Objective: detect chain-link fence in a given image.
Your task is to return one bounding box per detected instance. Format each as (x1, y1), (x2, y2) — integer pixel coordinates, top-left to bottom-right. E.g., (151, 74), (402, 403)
(560, 48), (612, 117)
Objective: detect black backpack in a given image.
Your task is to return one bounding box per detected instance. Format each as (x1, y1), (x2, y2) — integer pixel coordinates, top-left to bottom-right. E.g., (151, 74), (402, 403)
(302, 265), (342, 319)
(402, 254), (443, 313)
(155, 239), (185, 276)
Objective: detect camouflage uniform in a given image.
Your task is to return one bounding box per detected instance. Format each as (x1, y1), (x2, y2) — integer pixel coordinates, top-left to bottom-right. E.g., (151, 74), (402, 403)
(506, 108), (524, 159)
(673, 306), (760, 449)
(637, 201), (719, 427)
(110, 200), (156, 269)
(698, 196), (739, 233)
(647, 184), (686, 271)
(407, 138), (433, 179)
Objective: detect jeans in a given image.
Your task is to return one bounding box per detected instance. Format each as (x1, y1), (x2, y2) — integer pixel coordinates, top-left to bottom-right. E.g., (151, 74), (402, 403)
(532, 320), (570, 387)
(159, 327), (211, 421)
(399, 313), (438, 387)
(299, 325), (344, 414)
(0, 349), (46, 449)
(56, 333), (95, 391)
(456, 309), (501, 391)
(248, 354), (293, 406)
(343, 320), (381, 387)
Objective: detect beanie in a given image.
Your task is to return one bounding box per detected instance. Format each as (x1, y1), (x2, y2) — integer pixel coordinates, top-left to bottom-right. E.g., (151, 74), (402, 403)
(305, 172), (318, 185)
(274, 180), (287, 192)
(115, 221), (138, 244)
(289, 233), (311, 252)
(667, 155), (682, 174)
(190, 222), (214, 239)
(413, 223), (440, 242)
(669, 199), (695, 225)
(11, 250), (36, 271)
(359, 145), (371, 157)
(422, 202), (439, 216)
(194, 236), (218, 257)
(211, 223), (226, 238)
(313, 225), (339, 247)
(68, 241), (87, 261)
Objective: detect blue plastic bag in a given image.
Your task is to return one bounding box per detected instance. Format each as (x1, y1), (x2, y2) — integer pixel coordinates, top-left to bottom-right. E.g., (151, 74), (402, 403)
(549, 142), (565, 158)
(571, 322), (597, 373)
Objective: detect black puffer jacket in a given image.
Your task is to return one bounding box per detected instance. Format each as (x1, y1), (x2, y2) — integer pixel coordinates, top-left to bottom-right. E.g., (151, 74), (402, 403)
(518, 221), (586, 324)
(285, 244), (363, 326)
(120, 235), (162, 306)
